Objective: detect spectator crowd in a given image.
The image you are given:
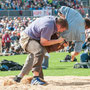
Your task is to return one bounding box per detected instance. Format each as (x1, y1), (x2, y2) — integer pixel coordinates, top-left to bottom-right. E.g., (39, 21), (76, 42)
(0, 0), (88, 10)
(0, 0), (89, 55)
(0, 14), (89, 56)
(0, 16), (35, 55)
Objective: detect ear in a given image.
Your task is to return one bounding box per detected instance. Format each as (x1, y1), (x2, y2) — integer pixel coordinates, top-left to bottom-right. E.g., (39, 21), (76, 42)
(56, 24), (60, 28)
(56, 24), (61, 32)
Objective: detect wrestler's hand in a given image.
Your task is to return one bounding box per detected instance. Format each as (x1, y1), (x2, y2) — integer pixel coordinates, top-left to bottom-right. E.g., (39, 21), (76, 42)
(58, 37), (65, 43)
(63, 42), (69, 47)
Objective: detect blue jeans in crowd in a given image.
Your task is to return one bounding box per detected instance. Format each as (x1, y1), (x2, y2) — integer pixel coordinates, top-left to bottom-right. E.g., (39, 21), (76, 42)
(80, 53), (90, 62)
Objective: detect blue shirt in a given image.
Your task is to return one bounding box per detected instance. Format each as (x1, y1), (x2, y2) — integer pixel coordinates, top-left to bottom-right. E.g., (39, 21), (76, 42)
(24, 16), (57, 40)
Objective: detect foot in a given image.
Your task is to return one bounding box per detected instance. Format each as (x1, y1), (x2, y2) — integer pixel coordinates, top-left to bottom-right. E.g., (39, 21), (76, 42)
(13, 76), (22, 82)
(31, 77), (47, 85)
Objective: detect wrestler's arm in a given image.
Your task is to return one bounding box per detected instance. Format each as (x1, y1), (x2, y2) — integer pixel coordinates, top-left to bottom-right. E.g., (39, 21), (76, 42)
(40, 37), (65, 46)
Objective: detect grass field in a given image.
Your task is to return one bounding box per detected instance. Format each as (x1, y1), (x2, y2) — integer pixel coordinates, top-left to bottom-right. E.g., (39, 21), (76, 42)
(0, 52), (90, 76)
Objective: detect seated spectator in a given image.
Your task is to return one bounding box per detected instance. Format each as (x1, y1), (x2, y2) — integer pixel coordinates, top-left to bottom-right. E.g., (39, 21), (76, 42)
(80, 18), (90, 64)
(85, 18), (90, 42)
(14, 40), (23, 55)
(85, 13), (89, 19)
(8, 24), (15, 31)
(80, 40), (90, 62)
(0, 0), (85, 10)
(9, 45), (16, 55)
(0, 23), (3, 33)
(10, 31), (18, 44)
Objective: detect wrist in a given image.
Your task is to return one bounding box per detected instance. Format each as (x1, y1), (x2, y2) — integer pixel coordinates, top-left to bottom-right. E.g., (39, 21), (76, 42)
(63, 40), (67, 43)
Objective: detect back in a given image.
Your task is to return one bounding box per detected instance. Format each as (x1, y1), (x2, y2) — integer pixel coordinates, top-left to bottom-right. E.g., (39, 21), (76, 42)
(24, 16), (57, 40)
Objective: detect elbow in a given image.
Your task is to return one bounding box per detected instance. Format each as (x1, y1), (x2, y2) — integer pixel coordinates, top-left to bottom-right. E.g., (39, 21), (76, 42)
(40, 41), (46, 46)
(40, 38), (49, 46)
(40, 41), (48, 46)
(40, 42), (44, 46)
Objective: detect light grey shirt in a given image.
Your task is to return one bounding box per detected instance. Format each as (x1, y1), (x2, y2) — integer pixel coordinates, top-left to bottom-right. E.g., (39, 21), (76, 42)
(59, 6), (85, 52)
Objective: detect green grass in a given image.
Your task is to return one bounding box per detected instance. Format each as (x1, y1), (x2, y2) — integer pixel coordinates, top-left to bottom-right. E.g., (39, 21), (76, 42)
(0, 52), (90, 76)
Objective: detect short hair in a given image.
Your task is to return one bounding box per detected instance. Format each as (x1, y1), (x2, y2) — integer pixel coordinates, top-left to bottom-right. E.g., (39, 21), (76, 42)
(56, 18), (68, 30)
(85, 18), (90, 29)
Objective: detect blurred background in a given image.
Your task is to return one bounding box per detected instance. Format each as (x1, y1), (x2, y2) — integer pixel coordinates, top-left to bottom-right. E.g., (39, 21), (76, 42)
(0, 0), (89, 18)
(0, 0), (89, 55)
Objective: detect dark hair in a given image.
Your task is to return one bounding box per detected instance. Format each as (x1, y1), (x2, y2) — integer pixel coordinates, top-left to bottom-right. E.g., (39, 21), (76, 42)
(85, 18), (90, 29)
(58, 11), (62, 14)
(56, 18), (68, 30)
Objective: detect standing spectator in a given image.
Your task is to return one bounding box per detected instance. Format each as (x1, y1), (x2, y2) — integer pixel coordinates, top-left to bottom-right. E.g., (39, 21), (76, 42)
(2, 31), (11, 50)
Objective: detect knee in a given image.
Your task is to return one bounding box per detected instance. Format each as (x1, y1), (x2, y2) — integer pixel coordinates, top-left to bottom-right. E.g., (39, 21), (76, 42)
(35, 47), (45, 56)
